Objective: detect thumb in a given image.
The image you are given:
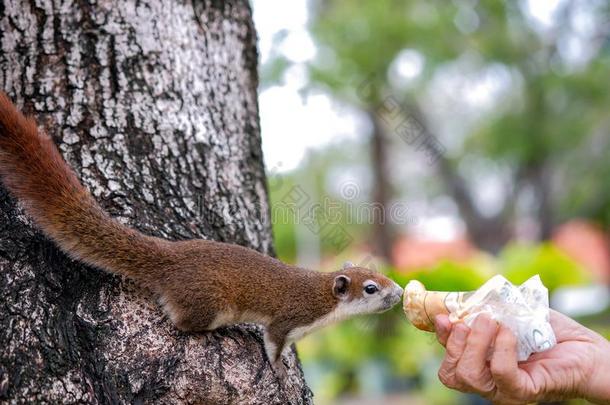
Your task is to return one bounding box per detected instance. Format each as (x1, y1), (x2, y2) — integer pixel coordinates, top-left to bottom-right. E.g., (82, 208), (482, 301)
(549, 310), (594, 343)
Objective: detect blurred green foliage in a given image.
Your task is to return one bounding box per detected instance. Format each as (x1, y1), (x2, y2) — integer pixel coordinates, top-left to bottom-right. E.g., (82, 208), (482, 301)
(263, 0), (610, 234)
(260, 0), (610, 402)
(500, 243), (591, 290)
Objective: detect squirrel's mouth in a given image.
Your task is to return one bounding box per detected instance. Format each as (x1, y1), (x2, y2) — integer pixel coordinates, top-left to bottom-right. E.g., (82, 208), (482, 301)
(378, 291), (402, 312)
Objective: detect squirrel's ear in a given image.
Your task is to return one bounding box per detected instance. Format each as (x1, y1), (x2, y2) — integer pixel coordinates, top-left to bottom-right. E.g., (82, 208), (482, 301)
(333, 275), (351, 299)
(342, 261), (354, 269)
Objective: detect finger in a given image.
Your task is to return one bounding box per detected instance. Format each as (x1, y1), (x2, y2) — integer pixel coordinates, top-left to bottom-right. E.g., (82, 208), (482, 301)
(455, 315), (498, 395)
(438, 323), (469, 389)
(434, 314), (452, 346)
(549, 310), (595, 343)
(446, 323), (470, 363)
(490, 325), (530, 401)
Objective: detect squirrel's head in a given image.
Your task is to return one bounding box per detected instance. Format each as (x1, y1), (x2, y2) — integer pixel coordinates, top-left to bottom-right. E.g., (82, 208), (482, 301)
(331, 261), (403, 316)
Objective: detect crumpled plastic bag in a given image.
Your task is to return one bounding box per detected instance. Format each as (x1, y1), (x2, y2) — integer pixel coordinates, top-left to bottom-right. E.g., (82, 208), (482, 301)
(451, 274), (556, 361)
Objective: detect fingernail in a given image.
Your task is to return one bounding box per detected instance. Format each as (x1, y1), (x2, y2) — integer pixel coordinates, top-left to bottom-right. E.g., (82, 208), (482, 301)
(453, 324), (469, 342)
(434, 316), (446, 332)
(473, 314), (494, 330)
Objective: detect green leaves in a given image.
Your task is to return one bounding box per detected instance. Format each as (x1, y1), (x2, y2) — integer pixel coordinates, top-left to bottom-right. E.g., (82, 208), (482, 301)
(500, 242), (590, 291)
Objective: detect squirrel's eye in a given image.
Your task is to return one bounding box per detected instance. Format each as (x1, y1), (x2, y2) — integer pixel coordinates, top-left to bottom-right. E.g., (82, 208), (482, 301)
(364, 285), (378, 295)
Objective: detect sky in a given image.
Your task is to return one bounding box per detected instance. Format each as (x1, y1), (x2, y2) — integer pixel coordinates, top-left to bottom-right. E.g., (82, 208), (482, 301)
(252, 0), (365, 172)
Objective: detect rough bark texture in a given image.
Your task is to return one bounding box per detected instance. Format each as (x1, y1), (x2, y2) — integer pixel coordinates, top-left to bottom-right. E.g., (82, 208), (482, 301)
(0, 1), (312, 404)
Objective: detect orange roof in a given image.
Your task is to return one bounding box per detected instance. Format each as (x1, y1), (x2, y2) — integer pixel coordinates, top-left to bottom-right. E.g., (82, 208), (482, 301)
(391, 235), (476, 271)
(552, 220), (610, 283)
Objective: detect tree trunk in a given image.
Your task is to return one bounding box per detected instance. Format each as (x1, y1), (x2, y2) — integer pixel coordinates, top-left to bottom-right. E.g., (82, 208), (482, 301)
(0, 1), (312, 404)
(404, 102), (511, 253)
(369, 111), (394, 263)
(529, 164), (554, 241)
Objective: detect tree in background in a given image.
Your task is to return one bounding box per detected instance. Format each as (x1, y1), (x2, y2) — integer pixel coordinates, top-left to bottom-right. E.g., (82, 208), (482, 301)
(0, 1), (311, 403)
(270, 0), (610, 254)
(256, 2), (609, 402)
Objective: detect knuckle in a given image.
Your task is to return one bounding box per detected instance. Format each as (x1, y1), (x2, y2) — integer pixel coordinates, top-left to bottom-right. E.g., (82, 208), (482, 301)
(437, 367), (456, 389)
(529, 381), (545, 401)
(444, 352), (460, 364)
(478, 379), (496, 396)
(456, 363), (476, 384)
(490, 360), (507, 377)
(456, 364), (496, 395)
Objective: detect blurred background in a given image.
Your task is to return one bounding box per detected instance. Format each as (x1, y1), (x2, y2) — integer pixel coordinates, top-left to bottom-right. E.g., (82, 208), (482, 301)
(252, 0), (610, 403)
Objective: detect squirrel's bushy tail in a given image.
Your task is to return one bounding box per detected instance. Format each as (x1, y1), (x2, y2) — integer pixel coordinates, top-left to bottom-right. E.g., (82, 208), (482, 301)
(0, 92), (168, 282)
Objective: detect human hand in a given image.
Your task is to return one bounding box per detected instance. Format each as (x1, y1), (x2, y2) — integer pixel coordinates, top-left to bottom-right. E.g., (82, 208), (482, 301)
(434, 310), (610, 404)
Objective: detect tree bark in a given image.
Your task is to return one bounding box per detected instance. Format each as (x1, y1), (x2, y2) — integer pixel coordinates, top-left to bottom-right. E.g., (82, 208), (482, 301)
(0, 1), (312, 404)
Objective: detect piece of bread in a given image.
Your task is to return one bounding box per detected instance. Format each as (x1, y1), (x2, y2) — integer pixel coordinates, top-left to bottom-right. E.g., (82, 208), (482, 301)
(402, 280), (472, 332)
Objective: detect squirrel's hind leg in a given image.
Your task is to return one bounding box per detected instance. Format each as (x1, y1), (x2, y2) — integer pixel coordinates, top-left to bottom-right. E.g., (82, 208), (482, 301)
(264, 323), (290, 382)
(159, 295), (222, 332)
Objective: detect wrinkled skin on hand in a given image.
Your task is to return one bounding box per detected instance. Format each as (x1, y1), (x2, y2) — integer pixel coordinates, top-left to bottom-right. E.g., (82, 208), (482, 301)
(434, 310), (610, 405)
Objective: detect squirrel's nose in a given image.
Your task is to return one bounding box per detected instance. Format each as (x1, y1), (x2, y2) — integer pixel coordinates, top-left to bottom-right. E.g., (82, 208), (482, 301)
(393, 282), (404, 298)
(386, 282), (403, 306)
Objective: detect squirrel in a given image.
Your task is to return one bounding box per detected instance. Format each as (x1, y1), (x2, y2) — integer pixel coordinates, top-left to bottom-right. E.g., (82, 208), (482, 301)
(0, 92), (403, 377)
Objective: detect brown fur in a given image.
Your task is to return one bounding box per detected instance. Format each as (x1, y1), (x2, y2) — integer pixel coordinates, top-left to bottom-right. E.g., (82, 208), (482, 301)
(0, 92), (402, 370)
